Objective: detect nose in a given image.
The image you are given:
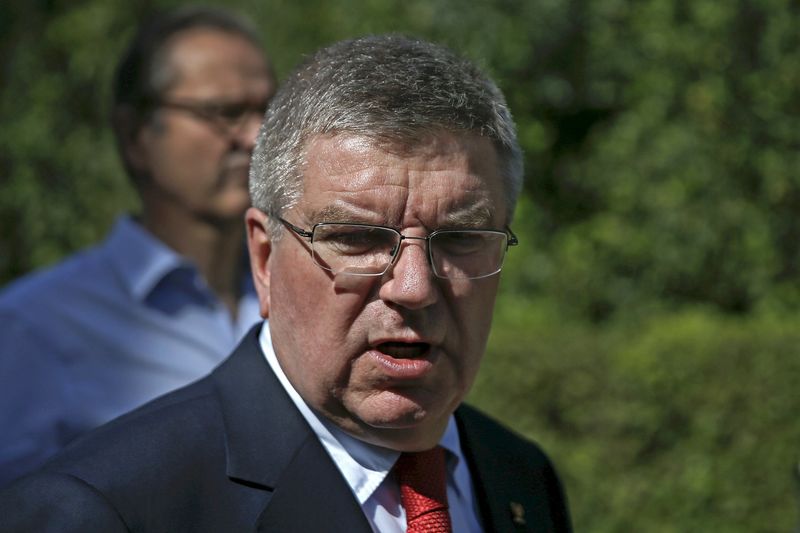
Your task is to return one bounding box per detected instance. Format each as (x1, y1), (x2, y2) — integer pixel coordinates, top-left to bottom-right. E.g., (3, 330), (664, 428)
(378, 239), (439, 310)
(231, 111), (263, 151)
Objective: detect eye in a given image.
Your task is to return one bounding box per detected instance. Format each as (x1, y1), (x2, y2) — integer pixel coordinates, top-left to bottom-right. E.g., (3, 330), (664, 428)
(214, 103), (249, 121)
(433, 231), (487, 255)
(315, 226), (394, 255)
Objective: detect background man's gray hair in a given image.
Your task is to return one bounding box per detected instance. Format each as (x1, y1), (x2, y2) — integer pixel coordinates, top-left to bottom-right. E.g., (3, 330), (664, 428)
(249, 34), (523, 235)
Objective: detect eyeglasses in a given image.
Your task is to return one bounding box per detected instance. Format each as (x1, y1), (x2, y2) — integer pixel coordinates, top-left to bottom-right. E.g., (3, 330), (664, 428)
(154, 98), (268, 135)
(279, 217), (518, 280)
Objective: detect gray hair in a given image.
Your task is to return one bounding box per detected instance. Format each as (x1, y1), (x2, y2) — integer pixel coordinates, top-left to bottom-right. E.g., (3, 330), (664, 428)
(249, 34), (523, 235)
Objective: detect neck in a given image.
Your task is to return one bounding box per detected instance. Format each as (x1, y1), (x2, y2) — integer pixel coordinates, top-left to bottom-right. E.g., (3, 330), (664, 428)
(140, 202), (246, 318)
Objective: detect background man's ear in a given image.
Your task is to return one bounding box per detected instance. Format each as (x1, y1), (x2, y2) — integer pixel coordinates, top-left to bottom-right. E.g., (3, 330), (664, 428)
(111, 105), (149, 177)
(245, 207), (272, 318)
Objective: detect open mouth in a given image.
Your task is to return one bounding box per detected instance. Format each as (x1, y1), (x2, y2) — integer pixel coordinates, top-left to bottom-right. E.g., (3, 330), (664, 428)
(376, 342), (431, 359)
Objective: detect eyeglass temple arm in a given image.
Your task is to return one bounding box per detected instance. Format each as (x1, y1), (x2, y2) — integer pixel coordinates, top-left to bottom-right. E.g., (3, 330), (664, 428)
(278, 217), (314, 239)
(506, 226), (519, 247)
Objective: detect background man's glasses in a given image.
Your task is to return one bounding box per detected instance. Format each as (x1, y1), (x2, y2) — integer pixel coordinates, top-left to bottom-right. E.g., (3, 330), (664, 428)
(279, 217), (518, 280)
(154, 98), (268, 135)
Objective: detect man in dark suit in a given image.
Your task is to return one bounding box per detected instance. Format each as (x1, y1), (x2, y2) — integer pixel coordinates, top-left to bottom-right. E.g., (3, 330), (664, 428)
(0, 35), (571, 532)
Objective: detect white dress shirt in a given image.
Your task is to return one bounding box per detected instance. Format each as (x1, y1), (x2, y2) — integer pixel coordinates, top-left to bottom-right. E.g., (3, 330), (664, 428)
(259, 325), (484, 532)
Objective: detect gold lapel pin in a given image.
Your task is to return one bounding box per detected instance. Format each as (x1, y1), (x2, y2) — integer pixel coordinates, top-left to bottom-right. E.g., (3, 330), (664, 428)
(510, 501), (526, 526)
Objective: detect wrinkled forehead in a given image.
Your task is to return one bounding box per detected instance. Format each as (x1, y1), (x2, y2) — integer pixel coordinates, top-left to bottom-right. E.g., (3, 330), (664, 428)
(296, 131), (507, 226)
(298, 130), (505, 182)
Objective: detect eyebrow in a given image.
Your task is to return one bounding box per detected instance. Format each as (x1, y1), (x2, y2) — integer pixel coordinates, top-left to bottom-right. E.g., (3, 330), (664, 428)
(307, 197), (498, 229)
(440, 200), (496, 228)
(307, 204), (370, 224)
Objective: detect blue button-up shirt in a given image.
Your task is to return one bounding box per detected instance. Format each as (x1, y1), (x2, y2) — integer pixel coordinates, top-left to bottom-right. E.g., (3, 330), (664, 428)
(0, 216), (261, 487)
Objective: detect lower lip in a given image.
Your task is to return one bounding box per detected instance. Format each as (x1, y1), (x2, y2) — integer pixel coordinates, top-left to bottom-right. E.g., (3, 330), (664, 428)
(368, 349), (435, 380)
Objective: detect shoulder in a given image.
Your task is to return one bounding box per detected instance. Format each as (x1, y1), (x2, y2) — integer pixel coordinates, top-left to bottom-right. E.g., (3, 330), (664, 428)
(0, 376), (228, 526)
(0, 239), (123, 372)
(456, 402), (561, 479)
(50, 375), (223, 479)
(456, 403), (552, 464)
(0, 241), (116, 316)
(456, 403), (573, 532)
(0, 340), (275, 530)
(0, 471), (129, 531)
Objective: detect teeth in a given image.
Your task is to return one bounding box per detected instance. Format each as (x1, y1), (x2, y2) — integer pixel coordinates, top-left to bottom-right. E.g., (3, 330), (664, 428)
(378, 342), (429, 358)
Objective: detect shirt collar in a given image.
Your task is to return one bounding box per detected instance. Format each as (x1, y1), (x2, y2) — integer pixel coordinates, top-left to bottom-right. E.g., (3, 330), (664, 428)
(104, 216), (256, 305)
(104, 216), (191, 302)
(258, 325), (465, 504)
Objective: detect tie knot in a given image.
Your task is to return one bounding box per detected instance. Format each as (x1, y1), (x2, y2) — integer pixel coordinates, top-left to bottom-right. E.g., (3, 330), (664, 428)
(394, 447), (452, 532)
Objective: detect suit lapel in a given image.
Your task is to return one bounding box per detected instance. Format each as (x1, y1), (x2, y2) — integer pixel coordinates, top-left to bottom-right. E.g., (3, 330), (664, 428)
(456, 405), (523, 532)
(456, 405), (567, 533)
(255, 433), (373, 532)
(211, 325), (372, 532)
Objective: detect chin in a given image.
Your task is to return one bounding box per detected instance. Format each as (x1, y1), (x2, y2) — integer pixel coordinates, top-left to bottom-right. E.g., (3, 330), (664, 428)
(365, 415), (450, 452)
(359, 390), (451, 431)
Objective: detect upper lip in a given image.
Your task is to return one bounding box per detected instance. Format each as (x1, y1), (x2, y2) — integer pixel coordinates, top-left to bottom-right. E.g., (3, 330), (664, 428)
(224, 153), (252, 170)
(371, 340), (433, 360)
(368, 334), (440, 351)
(369, 331), (436, 345)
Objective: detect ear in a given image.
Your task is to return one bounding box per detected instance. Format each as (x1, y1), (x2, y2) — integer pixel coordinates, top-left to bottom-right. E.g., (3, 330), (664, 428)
(112, 105), (151, 176)
(245, 207), (272, 318)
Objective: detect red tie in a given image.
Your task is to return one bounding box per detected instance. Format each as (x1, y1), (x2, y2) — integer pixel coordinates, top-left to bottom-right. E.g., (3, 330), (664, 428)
(394, 447), (452, 533)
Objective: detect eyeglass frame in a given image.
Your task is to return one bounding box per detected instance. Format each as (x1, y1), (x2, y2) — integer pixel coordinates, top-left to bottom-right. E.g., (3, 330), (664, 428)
(150, 98), (268, 135)
(277, 216), (519, 280)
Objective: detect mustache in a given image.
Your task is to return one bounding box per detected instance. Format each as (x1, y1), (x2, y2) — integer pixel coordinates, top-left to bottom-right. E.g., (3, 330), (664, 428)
(222, 151), (252, 171)
(214, 152), (253, 192)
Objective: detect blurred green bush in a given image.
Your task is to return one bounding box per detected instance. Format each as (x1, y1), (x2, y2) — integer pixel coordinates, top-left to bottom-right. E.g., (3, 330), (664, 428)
(1, 0), (797, 531)
(475, 304), (800, 531)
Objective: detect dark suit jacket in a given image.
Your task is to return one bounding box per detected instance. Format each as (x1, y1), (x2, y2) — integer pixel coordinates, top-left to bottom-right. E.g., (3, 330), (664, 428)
(0, 325), (571, 532)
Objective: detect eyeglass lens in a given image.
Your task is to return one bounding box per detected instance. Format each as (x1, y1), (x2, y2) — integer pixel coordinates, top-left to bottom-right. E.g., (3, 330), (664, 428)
(310, 224), (508, 279)
(157, 100), (267, 133)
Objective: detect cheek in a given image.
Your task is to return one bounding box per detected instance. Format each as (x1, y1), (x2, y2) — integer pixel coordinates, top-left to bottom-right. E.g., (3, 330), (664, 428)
(166, 126), (226, 169)
(448, 279), (499, 362)
(181, 138), (224, 177)
(148, 140), (206, 192)
(267, 253), (334, 399)
(269, 248), (320, 338)
(268, 244), (371, 386)
(273, 248), (372, 333)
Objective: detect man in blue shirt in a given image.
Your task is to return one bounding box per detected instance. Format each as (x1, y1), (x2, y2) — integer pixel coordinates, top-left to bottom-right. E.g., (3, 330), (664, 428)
(0, 6), (275, 487)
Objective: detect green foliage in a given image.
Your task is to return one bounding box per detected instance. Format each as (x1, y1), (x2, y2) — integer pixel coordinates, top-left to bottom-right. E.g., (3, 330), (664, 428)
(2, 0), (798, 530)
(0, 0), (140, 280)
(473, 305), (800, 532)
(506, 0), (800, 319)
